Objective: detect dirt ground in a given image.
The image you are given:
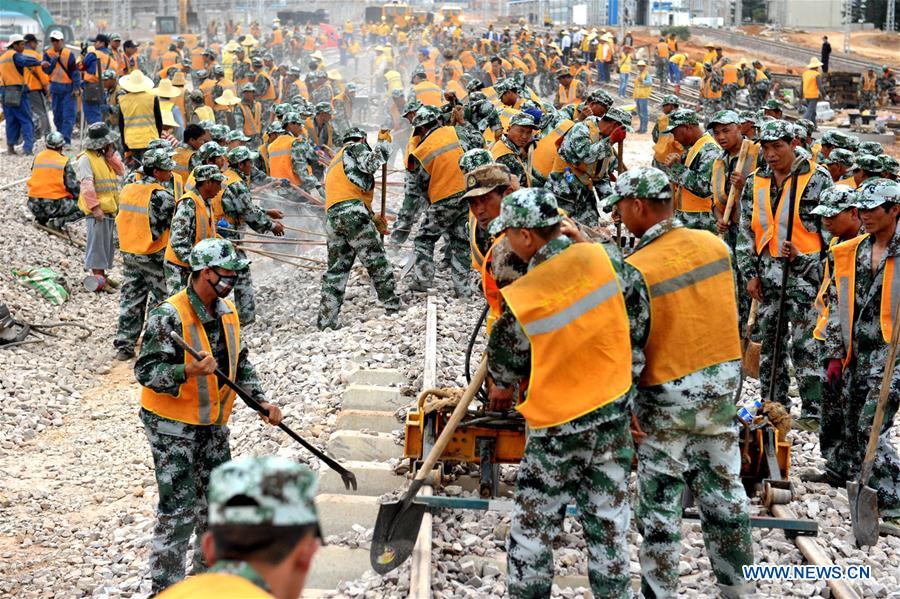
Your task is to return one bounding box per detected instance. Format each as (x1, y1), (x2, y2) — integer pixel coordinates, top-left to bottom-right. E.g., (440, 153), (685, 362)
(740, 26), (900, 65)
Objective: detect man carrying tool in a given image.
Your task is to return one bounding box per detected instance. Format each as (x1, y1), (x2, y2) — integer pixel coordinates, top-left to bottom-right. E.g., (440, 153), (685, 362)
(26, 132), (81, 231)
(490, 112), (538, 188)
(156, 456), (321, 599)
(659, 109), (720, 233)
(317, 127), (400, 331)
(736, 120), (832, 432)
(822, 178), (900, 526)
(487, 187), (634, 599)
(1, 34), (42, 155)
(22, 34), (50, 139)
(268, 111), (322, 198)
(608, 166), (754, 598)
(136, 237), (283, 595)
(42, 31), (80, 145)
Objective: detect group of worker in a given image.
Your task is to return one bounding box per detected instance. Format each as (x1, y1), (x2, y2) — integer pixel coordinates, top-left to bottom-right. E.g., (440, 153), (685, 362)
(12, 15), (900, 599)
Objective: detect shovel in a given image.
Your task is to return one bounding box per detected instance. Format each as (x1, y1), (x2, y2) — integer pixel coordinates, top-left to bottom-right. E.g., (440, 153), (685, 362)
(370, 355), (488, 574)
(848, 293), (900, 546)
(169, 332), (358, 491)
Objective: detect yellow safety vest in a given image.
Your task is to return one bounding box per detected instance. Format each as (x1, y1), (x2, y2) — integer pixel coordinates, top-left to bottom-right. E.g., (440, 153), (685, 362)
(77, 151), (120, 215)
(802, 69), (820, 99)
(116, 182), (169, 254)
(410, 126), (466, 203)
(120, 91), (159, 150)
(532, 119), (575, 178)
(490, 139), (531, 187)
(27, 150), (71, 200)
(813, 236), (842, 341)
(413, 80), (443, 107)
(172, 146), (193, 184)
(325, 146), (374, 210)
(633, 69), (652, 99)
(164, 190), (217, 267)
(155, 572), (272, 598)
(267, 134), (302, 185)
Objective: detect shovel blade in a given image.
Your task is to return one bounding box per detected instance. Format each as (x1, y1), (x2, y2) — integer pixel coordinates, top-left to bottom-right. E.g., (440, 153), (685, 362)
(369, 499), (429, 574)
(848, 481), (881, 547)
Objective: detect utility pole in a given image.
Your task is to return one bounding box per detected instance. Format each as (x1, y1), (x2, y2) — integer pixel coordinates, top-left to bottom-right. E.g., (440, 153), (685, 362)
(843, 0), (852, 52)
(888, 0), (896, 32)
(734, 0), (742, 26)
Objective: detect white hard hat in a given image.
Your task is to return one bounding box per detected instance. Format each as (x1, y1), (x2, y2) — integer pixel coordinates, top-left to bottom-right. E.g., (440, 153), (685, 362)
(49, 31), (64, 41)
(8, 34), (25, 44)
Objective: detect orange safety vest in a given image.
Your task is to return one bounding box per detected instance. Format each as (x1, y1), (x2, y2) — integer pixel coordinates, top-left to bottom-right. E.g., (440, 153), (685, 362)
(303, 35), (316, 52)
(120, 91), (160, 150)
(469, 212), (487, 272)
(656, 42), (670, 58)
(184, 168), (240, 221)
(23, 48), (47, 91)
(200, 79), (216, 107)
(813, 236), (842, 341)
(161, 51), (179, 70)
(47, 47), (74, 85)
(557, 79), (581, 105)
(838, 176), (858, 189)
(240, 102), (262, 137)
(120, 52), (139, 75)
(500, 243), (632, 429)
(750, 163), (822, 257)
(164, 190), (217, 267)
(711, 141), (760, 208)
(255, 70), (277, 101)
(549, 119), (609, 187)
(676, 133), (719, 213)
(479, 233), (507, 333)
(412, 80), (443, 107)
(172, 146), (194, 183)
(490, 139), (531, 186)
(325, 146), (374, 211)
(0, 50), (24, 86)
(410, 126), (466, 203)
(722, 64), (739, 85)
(83, 48), (112, 83)
(27, 150), (71, 200)
(267, 134), (302, 184)
(190, 48), (205, 71)
(140, 289), (241, 425)
(802, 69), (820, 99)
(832, 233), (900, 366)
(861, 72), (877, 92)
(304, 117), (334, 147)
(626, 227), (741, 386)
(701, 74), (722, 99)
(533, 119), (574, 178)
(116, 182), (170, 254)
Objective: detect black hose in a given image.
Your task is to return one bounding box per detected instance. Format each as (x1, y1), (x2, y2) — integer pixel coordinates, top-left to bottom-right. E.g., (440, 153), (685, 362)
(466, 304), (490, 403)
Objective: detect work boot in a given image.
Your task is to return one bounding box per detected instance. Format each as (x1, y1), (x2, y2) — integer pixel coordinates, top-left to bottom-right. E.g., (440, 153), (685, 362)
(406, 279), (429, 293)
(115, 348), (135, 361)
(7, 145), (16, 155)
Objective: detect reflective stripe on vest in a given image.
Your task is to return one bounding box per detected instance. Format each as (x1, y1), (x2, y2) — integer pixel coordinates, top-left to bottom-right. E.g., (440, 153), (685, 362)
(500, 243), (631, 429)
(751, 163), (821, 256)
(172, 147), (193, 183)
(120, 92), (159, 150)
(532, 119), (574, 178)
(413, 81), (442, 107)
(410, 126), (466, 203)
(324, 146), (374, 210)
(676, 133), (718, 213)
(116, 182), (169, 254)
(268, 134), (301, 185)
(24, 49), (45, 91)
(490, 139), (531, 186)
(0, 50), (24, 86)
(240, 102), (262, 137)
(48, 48), (73, 84)
(813, 236), (842, 341)
(139, 289), (241, 425)
(164, 190), (217, 267)
(469, 212), (486, 271)
(27, 150), (71, 200)
(626, 227), (741, 386)
(77, 151), (120, 215)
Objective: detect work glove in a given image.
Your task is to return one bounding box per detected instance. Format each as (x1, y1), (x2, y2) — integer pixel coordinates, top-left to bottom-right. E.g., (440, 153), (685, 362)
(279, 178), (292, 187)
(826, 358), (843, 391)
(609, 125), (627, 144)
(378, 129), (393, 143)
(373, 214), (388, 235)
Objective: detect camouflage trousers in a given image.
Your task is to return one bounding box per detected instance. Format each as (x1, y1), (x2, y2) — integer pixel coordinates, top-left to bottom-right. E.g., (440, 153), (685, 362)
(233, 248), (256, 325)
(507, 415), (633, 599)
(140, 408), (231, 594)
(750, 85), (769, 109)
(722, 84), (739, 110)
(755, 282), (822, 418)
(317, 200), (399, 330)
(635, 386), (754, 598)
(27, 197), (82, 230)
(410, 195), (470, 296)
(114, 251), (167, 352)
(859, 91), (877, 113)
(701, 98), (721, 121)
(544, 172), (600, 228)
(165, 262), (192, 296)
(391, 191), (428, 245)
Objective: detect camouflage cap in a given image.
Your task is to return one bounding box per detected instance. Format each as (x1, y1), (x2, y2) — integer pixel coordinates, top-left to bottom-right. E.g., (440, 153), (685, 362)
(196, 69), (209, 79)
(604, 166), (672, 211)
(494, 78), (517, 94)
(585, 88), (614, 107)
(410, 64), (427, 79)
(282, 111), (304, 125)
(797, 118), (817, 135)
(820, 129), (859, 150)
(45, 131), (66, 148)
(763, 99), (784, 111)
(412, 105), (441, 127)
(342, 127), (367, 143)
(555, 67), (572, 79)
(662, 109), (699, 133)
(822, 148), (855, 167)
(189, 237), (248, 272)
(602, 107), (633, 129)
(402, 98), (423, 115)
(289, 95), (309, 107)
(345, 82), (357, 93)
(192, 164), (227, 184)
(227, 145), (258, 165)
(391, 88), (405, 99)
(198, 120), (215, 131)
(508, 112), (538, 128)
(758, 120), (794, 142)
(791, 123), (807, 140)
(189, 89), (205, 102)
(250, 56), (263, 67)
(707, 110), (742, 128)
(288, 66), (301, 76)
(465, 79), (484, 93)
(212, 65), (225, 77)
(315, 102), (332, 114)
(267, 120), (284, 135)
(488, 188), (561, 236)
(880, 154), (899, 176)
(198, 140), (226, 161)
(458, 148), (493, 174)
(209, 124), (230, 140)
(853, 178), (900, 209)
(240, 83), (256, 93)
(101, 69), (117, 80)
(853, 153), (884, 173)
(857, 140), (884, 156)
(811, 185), (860, 217)
(273, 103), (292, 117)
(226, 130), (251, 143)
(142, 148), (177, 171)
(462, 163), (513, 200)
(660, 94), (680, 107)
(738, 110), (760, 125)
(146, 139), (174, 153)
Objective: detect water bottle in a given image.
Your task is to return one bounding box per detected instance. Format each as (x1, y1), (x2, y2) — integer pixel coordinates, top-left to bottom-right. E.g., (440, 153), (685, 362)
(737, 400), (762, 425)
(564, 166), (574, 185)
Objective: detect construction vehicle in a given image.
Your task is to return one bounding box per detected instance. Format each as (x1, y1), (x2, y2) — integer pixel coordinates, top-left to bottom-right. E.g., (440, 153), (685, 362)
(150, 0), (201, 61)
(439, 5), (463, 26)
(275, 9), (330, 26)
(364, 2), (413, 30)
(0, 0), (75, 49)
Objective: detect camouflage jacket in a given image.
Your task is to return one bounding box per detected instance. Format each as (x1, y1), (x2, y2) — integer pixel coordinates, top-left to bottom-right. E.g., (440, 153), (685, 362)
(253, 72), (271, 98)
(487, 234), (633, 436)
(668, 135), (720, 232)
(736, 159), (831, 289)
(289, 136), (322, 190)
(135, 284), (267, 401)
(620, 217), (741, 405)
(474, 225), (528, 288)
(340, 140), (391, 192)
(167, 193), (215, 265)
(405, 125), (483, 206)
(188, 149), (204, 173)
(493, 135), (530, 187)
(219, 171), (275, 235)
(310, 85), (333, 108)
(139, 174), (177, 242)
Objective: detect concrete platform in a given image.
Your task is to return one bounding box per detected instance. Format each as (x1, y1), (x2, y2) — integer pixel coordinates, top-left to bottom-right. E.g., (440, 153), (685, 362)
(318, 460), (401, 495)
(304, 546), (371, 589)
(348, 368), (405, 386)
(335, 409), (401, 434)
(342, 384), (407, 411)
(327, 429), (400, 462)
(315, 493), (380, 536)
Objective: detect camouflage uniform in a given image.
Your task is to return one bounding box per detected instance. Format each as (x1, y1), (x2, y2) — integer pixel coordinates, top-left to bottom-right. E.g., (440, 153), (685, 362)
(486, 190), (633, 598)
(27, 138), (82, 229)
(821, 180), (900, 513)
(405, 114), (485, 296)
(331, 83), (355, 138)
(663, 109), (720, 233)
(114, 165), (177, 356)
(750, 66), (771, 110)
(318, 134), (399, 330)
(232, 97), (263, 148)
(736, 122), (831, 420)
(387, 98), (425, 244)
(278, 114), (324, 197)
(251, 66), (274, 121)
(309, 73), (334, 108)
(701, 66), (724, 119)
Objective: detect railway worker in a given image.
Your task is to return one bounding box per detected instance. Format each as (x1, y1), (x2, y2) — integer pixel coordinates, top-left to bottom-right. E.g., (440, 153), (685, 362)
(250, 56), (276, 121)
(633, 59), (652, 134)
(305, 102), (337, 166)
(809, 185), (864, 486)
(114, 149), (178, 361)
(821, 178), (900, 524)
(658, 109), (720, 233)
(117, 70), (162, 163)
(821, 149), (857, 186)
(736, 120), (832, 431)
(332, 83), (356, 139)
(136, 238), (283, 595)
(881, 154), (899, 180)
(750, 61), (771, 109)
(852, 154), (887, 190)
(26, 132), (81, 231)
(317, 127), (400, 331)
(22, 34), (50, 139)
(877, 65), (896, 106)
(41, 31), (80, 145)
(859, 66), (879, 114)
(1, 34), (42, 155)
(699, 62), (723, 120)
(267, 111), (322, 198)
(82, 34), (114, 126)
(554, 68), (584, 109)
(651, 95), (679, 144)
(818, 129), (859, 161)
(234, 84), (263, 148)
(164, 165), (228, 294)
(490, 112), (539, 188)
(721, 58), (742, 110)
(308, 71), (333, 108)
(801, 58), (824, 122)
(616, 44), (633, 98)
(738, 110), (760, 142)
(405, 105), (485, 297)
(486, 187), (634, 599)
(609, 166), (754, 598)
(155, 456), (321, 599)
(654, 36), (669, 86)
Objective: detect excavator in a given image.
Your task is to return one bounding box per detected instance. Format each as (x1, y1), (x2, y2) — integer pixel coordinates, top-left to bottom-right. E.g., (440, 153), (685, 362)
(0, 0), (75, 47)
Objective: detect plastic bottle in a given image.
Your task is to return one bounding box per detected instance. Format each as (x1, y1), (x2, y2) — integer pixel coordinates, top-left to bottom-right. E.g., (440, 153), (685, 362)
(564, 166), (574, 184)
(737, 400), (762, 425)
